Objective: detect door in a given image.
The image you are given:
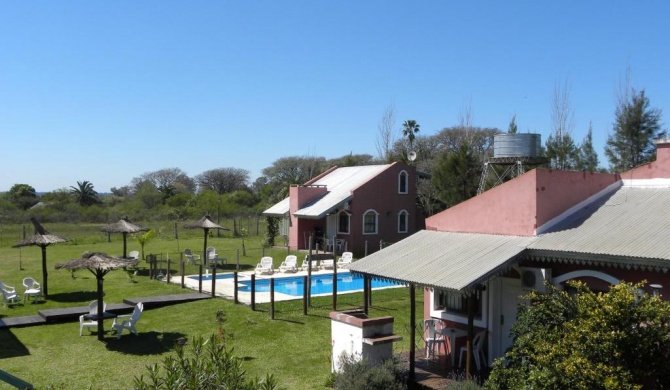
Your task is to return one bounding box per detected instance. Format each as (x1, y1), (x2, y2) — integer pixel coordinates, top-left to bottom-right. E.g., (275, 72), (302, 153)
(499, 277), (526, 355)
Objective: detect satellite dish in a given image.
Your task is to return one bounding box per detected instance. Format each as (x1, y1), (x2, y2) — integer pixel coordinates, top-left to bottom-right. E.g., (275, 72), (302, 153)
(408, 151), (417, 161)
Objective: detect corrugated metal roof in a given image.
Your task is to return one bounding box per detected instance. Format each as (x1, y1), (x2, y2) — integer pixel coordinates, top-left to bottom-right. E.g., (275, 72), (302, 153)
(262, 165), (391, 219)
(348, 230), (534, 291)
(529, 187), (670, 260)
(349, 186), (670, 290)
(263, 197), (289, 216)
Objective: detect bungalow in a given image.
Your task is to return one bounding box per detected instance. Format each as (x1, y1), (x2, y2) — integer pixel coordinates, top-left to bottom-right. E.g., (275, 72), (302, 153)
(263, 162), (423, 256)
(349, 139), (670, 370)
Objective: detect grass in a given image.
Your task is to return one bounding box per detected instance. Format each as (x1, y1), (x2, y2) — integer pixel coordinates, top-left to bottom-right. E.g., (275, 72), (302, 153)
(0, 223), (417, 389)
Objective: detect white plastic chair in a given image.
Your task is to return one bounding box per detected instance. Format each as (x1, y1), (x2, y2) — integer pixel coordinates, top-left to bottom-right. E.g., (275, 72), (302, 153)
(128, 250), (140, 260)
(423, 319), (449, 359)
(22, 277), (43, 303)
(301, 257), (319, 272)
(0, 282), (20, 307)
(279, 255), (298, 273)
(319, 259), (334, 270)
(337, 252), (353, 268)
(80, 300), (107, 336)
(184, 248), (201, 265)
(459, 330), (487, 370)
(112, 302), (144, 339)
(255, 257), (274, 275)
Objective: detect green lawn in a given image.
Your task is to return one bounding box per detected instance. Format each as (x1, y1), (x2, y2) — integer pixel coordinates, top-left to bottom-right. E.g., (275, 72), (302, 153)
(0, 223), (417, 389)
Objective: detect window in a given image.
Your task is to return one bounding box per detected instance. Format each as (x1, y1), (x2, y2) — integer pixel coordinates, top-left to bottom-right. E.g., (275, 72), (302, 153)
(363, 210), (378, 234)
(398, 170), (408, 194)
(436, 289), (482, 318)
(398, 210), (408, 233)
(337, 211), (350, 234)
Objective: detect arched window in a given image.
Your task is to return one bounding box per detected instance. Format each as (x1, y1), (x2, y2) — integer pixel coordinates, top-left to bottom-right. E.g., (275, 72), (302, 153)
(337, 211), (351, 234)
(363, 209), (379, 234)
(398, 170), (408, 194)
(398, 210), (409, 233)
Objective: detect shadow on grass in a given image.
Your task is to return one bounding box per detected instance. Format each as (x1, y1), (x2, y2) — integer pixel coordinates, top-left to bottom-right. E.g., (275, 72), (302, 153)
(48, 291), (98, 303)
(0, 330), (30, 359)
(105, 331), (187, 355)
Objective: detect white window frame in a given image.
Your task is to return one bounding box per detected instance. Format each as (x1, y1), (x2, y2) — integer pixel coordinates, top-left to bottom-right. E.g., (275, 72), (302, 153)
(337, 211), (351, 235)
(362, 209), (379, 235)
(397, 210), (408, 233)
(398, 170), (408, 194)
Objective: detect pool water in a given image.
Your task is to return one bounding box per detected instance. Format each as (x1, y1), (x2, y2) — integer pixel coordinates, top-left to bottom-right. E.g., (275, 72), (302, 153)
(188, 272), (401, 296)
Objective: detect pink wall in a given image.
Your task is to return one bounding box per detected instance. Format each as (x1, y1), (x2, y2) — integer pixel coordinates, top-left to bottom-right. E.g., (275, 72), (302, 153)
(289, 185), (327, 250)
(426, 169), (619, 236)
(621, 140), (670, 180)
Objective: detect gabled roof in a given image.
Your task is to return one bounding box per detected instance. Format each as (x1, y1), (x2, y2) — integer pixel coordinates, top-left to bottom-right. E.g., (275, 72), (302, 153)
(350, 183), (670, 291)
(262, 164), (391, 218)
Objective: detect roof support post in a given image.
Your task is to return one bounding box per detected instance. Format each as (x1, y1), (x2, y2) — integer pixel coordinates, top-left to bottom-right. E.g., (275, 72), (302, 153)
(409, 282), (416, 381)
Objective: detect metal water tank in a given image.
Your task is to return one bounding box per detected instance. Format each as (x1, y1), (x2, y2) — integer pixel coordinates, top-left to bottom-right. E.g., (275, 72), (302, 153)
(493, 133), (542, 158)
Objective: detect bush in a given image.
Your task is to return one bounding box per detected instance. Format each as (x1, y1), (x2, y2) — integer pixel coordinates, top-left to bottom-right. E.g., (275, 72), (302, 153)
(486, 281), (670, 390)
(332, 353), (407, 390)
(133, 310), (280, 390)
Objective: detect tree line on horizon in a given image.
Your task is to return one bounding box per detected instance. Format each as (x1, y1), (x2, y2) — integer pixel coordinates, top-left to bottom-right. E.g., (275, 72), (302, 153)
(1, 78), (665, 225)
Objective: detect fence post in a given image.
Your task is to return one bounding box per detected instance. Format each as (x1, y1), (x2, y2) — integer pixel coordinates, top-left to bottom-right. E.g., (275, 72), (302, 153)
(363, 275), (369, 315)
(236, 249), (240, 271)
(303, 275), (308, 315)
(251, 274), (256, 311)
(198, 265), (203, 293)
(180, 260), (185, 288)
(167, 259), (171, 283)
(270, 278), (275, 320)
(234, 271), (238, 304)
(332, 264), (337, 311)
(211, 265), (216, 297)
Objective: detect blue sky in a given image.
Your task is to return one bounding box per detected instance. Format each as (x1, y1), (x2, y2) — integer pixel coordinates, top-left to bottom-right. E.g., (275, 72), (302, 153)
(1, 1), (668, 193)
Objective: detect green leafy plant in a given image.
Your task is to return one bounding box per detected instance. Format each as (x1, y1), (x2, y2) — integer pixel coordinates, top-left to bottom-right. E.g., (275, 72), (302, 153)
(136, 229), (156, 261)
(332, 353), (407, 390)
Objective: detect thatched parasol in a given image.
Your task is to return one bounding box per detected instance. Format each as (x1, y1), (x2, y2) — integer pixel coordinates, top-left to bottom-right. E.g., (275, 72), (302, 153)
(99, 217), (149, 259)
(55, 252), (138, 341)
(13, 217), (69, 298)
(184, 215), (228, 264)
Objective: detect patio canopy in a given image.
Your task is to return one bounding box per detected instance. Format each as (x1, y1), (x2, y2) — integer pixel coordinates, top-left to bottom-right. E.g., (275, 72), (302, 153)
(348, 230), (534, 292)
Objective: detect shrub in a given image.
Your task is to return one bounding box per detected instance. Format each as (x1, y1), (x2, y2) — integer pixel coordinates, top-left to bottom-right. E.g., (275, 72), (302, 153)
(332, 353), (407, 390)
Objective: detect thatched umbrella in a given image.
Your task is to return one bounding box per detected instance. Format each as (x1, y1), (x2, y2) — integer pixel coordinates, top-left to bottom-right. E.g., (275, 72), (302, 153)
(99, 217), (148, 259)
(13, 217), (69, 298)
(184, 215), (227, 264)
(55, 252), (138, 341)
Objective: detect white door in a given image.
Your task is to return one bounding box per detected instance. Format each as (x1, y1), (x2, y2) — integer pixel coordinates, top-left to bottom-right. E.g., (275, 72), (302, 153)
(499, 277), (526, 355)
(326, 214), (337, 239)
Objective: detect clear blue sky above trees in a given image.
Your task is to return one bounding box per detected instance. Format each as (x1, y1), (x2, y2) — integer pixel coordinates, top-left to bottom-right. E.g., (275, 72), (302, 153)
(1, 1), (668, 192)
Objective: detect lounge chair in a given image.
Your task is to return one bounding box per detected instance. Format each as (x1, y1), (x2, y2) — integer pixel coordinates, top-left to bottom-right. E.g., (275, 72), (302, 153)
(22, 277), (43, 303)
(112, 302), (144, 339)
(301, 258), (320, 272)
(337, 252), (354, 268)
(0, 282), (20, 307)
(80, 300), (107, 336)
(279, 255), (298, 273)
(184, 248), (201, 265)
(319, 259), (335, 270)
(255, 256), (274, 275)
(128, 250), (140, 260)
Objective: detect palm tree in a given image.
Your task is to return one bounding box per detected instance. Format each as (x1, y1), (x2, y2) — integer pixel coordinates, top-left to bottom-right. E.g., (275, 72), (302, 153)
(402, 119), (420, 148)
(70, 180), (99, 206)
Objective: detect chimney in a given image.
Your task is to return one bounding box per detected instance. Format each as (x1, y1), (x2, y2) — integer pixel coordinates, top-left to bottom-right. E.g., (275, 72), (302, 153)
(655, 138), (670, 166)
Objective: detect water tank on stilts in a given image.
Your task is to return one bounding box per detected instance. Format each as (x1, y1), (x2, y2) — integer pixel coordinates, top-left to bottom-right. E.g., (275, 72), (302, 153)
(477, 133), (547, 194)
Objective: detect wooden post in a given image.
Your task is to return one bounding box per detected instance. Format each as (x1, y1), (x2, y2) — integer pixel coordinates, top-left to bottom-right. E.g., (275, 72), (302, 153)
(236, 249), (240, 271)
(409, 283), (416, 381)
(234, 272), (238, 304)
(180, 260), (185, 288)
(466, 293), (476, 379)
(332, 257), (338, 311)
(211, 264), (216, 297)
(303, 276), (308, 315)
(363, 275), (369, 315)
(166, 259), (171, 283)
(198, 265), (203, 293)
(251, 274), (256, 311)
(307, 235), (313, 307)
(270, 278), (275, 320)
(367, 277), (373, 307)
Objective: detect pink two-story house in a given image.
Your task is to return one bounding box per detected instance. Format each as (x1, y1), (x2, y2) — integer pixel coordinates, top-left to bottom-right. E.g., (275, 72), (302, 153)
(263, 162), (423, 256)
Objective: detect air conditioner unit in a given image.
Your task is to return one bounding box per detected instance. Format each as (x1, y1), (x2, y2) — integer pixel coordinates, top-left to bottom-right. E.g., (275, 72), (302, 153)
(520, 267), (551, 292)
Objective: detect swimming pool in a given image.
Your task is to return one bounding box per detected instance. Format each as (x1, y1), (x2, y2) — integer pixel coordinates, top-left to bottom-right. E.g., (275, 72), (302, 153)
(188, 272), (402, 296)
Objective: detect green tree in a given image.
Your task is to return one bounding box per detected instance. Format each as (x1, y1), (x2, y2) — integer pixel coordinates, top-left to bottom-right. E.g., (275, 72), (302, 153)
(605, 89), (664, 172)
(575, 122), (600, 171)
(508, 115), (517, 134)
(136, 229), (155, 260)
(402, 119), (420, 149)
(8, 183), (38, 210)
(545, 132), (578, 170)
(70, 180), (100, 206)
(432, 144), (480, 208)
(487, 281), (670, 390)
